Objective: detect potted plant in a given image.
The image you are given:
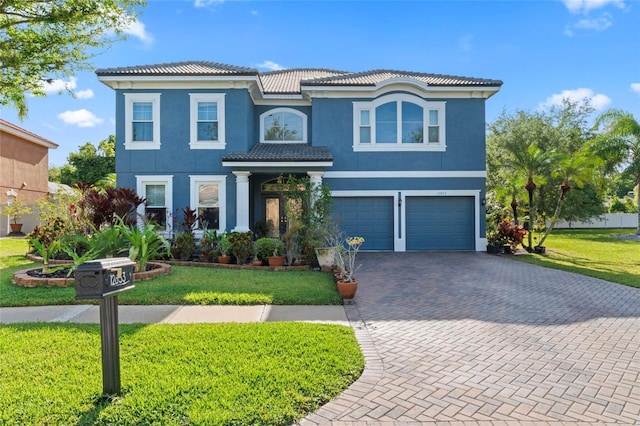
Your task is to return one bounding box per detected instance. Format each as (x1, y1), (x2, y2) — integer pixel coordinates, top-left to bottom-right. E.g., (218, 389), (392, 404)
(2, 196), (32, 233)
(486, 231), (503, 254)
(253, 237), (275, 266)
(267, 239), (286, 267)
(199, 229), (218, 262)
(314, 224), (343, 270)
(335, 236), (364, 300)
(217, 234), (232, 264)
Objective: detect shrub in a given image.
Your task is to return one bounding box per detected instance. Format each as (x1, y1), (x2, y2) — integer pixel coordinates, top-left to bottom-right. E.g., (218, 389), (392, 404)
(199, 230), (219, 262)
(228, 231), (253, 265)
(253, 237), (275, 263)
(174, 232), (196, 261)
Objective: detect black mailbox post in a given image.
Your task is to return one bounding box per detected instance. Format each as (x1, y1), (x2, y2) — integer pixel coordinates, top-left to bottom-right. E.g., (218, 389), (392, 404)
(74, 257), (135, 396)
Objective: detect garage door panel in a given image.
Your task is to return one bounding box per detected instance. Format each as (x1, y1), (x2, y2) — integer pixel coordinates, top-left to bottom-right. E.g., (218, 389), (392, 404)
(406, 197), (474, 250)
(332, 197), (394, 251)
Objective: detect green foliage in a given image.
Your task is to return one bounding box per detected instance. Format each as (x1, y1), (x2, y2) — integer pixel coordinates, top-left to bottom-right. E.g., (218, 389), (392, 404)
(0, 0), (146, 118)
(0, 196), (32, 223)
(0, 322), (364, 425)
(57, 137), (116, 186)
(609, 197), (636, 213)
(27, 237), (60, 272)
(198, 229), (219, 262)
(173, 232), (196, 261)
(217, 234), (232, 256)
(253, 237), (275, 263)
(116, 219), (170, 271)
(228, 231), (253, 265)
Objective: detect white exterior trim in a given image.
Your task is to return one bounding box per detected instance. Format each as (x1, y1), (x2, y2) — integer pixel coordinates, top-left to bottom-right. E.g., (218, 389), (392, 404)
(189, 93), (226, 149)
(259, 107), (308, 143)
(0, 121), (58, 149)
(304, 85), (501, 99)
(331, 189), (483, 252)
(135, 175), (173, 237)
(324, 170), (486, 178)
(232, 171), (251, 232)
(124, 93), (161, 150)
(189, 175), (227, 236)
(353, 94), (446, 152)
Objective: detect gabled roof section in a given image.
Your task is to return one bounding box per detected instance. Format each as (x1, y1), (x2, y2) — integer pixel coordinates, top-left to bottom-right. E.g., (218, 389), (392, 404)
(223, 143), (333, 162)
(0, 119), (58, 149)
(96, 61), (258, 76)
(301, 69), (503, 87)
(259, 68), (349, 94)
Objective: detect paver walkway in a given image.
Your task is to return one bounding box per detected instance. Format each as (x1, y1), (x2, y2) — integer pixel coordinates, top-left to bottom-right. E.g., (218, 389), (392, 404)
(300, 252), (640, 426)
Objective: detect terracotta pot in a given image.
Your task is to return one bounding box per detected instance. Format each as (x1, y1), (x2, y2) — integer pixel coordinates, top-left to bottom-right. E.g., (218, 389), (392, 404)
(217, 255), (231, 264)
(336, 280), (358, 299)
(252, 259), (263, 266)
(10, 223), (23, 233)
(268, 256), (286, 267)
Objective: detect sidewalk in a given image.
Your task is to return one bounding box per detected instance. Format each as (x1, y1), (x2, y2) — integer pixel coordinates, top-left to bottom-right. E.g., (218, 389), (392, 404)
(0, 304), (350, 325)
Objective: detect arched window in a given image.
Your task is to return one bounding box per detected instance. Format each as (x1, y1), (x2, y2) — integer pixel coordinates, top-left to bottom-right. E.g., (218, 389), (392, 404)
(260, 108), (307, 143)
(353, 94), (445, 151)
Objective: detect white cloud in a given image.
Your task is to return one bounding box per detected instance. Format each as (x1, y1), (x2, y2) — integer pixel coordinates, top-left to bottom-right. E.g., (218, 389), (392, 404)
(194, 0), (224, 9)
(251, 10), (258, 16)
(539, 88), (612, 111)
(631, 83), (640, 94)
(561, 0), (625, 14)
(57, 109), (104, 128)
(122, 19), (153, 44)
(256, 60), (285, 71)
(75, 89), (94, 99)
(575, 14), (613, 30)
(41, 77), (77, 93)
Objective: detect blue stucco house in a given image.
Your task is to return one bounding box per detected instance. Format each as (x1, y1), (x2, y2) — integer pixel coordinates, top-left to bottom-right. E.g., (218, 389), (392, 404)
(96, 61), (502, 251)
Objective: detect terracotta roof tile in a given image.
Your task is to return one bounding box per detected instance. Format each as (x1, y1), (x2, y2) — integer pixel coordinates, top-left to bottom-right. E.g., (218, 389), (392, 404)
(302, 69), (503, 87)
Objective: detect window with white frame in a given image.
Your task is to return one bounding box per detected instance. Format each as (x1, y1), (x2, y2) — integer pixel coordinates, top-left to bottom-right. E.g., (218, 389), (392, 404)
(125, 93), (161, 149)
(260, 108), (307, 143)
(190, 175), (226, 233)
(136, 175), (173, 235)
(353, 94), (445, 151)
(189, 94), (226, 149)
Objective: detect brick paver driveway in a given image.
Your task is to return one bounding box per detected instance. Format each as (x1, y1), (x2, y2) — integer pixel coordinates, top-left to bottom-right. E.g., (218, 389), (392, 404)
(300, 252), (640, 425)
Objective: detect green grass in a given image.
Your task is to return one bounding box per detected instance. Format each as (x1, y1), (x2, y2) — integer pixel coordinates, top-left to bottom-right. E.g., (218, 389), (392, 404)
(0, 238), (342, 307)
(512, 228), (640, 288)
(0, 322), (364, 425)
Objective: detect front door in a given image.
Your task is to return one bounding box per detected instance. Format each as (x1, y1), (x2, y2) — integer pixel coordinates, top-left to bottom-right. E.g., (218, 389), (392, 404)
(265, 196), (287, 238)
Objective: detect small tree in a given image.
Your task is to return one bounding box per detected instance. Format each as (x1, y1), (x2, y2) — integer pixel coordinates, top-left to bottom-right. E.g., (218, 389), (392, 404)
(1, 196), (32, 224)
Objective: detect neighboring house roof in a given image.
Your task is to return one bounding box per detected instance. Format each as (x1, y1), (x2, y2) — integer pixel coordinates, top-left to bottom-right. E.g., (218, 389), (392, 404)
(259, 69), (349, 94)
(96, 61), (258, 76)
(223, 143), (333, 162)
(0, 119), (58, 149)
(301, 69), (503, 87)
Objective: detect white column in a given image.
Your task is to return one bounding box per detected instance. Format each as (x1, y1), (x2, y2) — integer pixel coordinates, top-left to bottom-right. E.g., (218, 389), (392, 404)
(307, 171), (324, 207)
(232, 171), (251, 232)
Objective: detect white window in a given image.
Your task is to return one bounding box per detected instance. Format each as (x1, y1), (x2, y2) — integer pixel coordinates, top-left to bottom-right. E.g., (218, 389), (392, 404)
(189, 94), (226, 149)
(125, 93), (161, 149)
(189, 175), (227, 235)
(353, 94), (446, 151)
(136, 175), (173, 236)
(260, 108), (307, 143)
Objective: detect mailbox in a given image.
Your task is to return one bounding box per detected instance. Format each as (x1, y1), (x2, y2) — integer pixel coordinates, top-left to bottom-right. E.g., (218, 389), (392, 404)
(75, 257), (135, 299)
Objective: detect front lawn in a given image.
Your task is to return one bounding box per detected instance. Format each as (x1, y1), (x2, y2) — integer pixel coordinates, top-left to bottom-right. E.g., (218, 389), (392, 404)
(512, 228), (640, 288)
(0, 322), (364, 425)
(0, 238), (342, 307)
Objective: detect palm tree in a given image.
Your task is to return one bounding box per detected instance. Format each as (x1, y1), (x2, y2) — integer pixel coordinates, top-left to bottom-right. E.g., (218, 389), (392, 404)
(537, 149), (602, 247)
(594, 110), (640, 235)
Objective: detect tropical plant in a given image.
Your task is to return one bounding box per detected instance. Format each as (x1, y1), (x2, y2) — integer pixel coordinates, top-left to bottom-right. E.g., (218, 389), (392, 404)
(218, 234), (232, 257)
(28, 237), (61, 273)
(594, 109), (640, 234)
(199, 229), (219, 262)
(335, 236), (364, 283)
(116, 219), (170, 271)
(497, 220), (527, 251)
(174, 231), (196, 261)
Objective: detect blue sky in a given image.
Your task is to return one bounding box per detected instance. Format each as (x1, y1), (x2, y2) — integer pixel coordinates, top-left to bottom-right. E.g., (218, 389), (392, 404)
(2, 0), (639, 167)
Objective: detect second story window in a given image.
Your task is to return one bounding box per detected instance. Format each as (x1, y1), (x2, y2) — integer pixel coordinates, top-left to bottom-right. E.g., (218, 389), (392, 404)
(124, 93), (161, 150)
(190, 94), (226, 149)
(353, 94), (445, 151)
(260, 108), (307, 143)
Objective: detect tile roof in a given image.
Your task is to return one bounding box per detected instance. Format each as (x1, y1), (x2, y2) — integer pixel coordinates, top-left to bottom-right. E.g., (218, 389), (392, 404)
(259, 69), (349, 94)
(96, 61), (258, 76)
(301, 69), (503, 87)
(223, 143), (333, 162)
(0, 119), (58, 148)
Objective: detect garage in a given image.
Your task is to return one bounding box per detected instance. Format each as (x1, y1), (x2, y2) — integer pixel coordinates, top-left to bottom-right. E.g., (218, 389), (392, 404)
(332, 197), (394, 250)
(406, 196), (474, 250)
